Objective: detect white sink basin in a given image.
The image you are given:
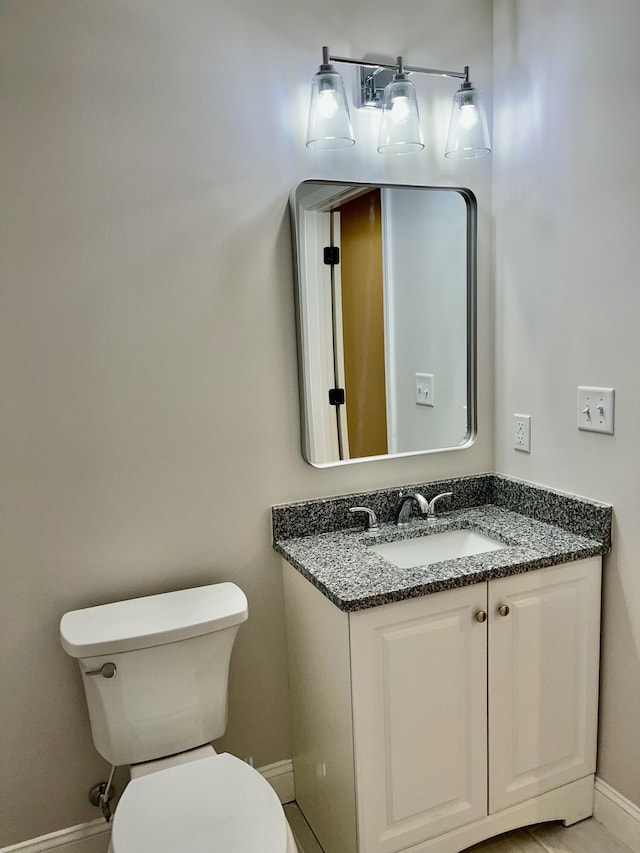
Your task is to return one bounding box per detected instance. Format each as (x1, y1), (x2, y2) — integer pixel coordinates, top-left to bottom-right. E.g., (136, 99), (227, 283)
(369, 529), (507, 569)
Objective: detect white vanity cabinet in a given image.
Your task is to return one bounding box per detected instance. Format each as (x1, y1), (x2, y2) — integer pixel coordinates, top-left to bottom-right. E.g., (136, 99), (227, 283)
(282, 556), (601, 853)
(487, 560), (600, 814)
(350, 582), (488, 852)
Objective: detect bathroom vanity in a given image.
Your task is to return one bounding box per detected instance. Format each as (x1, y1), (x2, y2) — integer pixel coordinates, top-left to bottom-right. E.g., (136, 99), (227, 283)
(273, 475), (611, 853)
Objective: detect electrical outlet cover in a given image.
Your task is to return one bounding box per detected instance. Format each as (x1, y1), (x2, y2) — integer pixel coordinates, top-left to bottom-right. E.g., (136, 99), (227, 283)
(513, 413), (531, 452)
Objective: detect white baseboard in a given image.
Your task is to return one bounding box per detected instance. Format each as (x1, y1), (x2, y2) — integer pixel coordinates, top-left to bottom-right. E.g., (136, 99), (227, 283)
(594, 776), (640, 852)
(1, 759), (295, 853)
(259, 758), (295, 805)
(0, 817), (109, 853)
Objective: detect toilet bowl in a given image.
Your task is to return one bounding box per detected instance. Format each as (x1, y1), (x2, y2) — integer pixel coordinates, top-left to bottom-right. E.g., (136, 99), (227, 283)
(109, 749), (297, 853)
(60, 583), (298, 853)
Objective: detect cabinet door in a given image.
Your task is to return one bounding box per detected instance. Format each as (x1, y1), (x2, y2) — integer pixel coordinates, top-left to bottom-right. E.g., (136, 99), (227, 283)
(488, 557), (601, 813)
(350, 584), (488, 853)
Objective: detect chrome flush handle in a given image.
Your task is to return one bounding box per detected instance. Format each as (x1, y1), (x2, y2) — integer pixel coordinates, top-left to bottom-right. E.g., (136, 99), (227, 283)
(85, 662), (117, 679)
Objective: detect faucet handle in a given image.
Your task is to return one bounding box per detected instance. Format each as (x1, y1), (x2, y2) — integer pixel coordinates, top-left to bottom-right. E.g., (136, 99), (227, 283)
(349, 506), (379, 532)
(427, 492), (453, 516)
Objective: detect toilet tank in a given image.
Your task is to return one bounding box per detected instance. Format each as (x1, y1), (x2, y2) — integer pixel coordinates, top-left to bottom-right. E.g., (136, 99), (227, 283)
(60, 583), (248, 767)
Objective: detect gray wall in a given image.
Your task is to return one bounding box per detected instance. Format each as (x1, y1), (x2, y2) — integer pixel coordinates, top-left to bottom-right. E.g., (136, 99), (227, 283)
(0, 0), (494, 844)
(493, 0), (640, 808)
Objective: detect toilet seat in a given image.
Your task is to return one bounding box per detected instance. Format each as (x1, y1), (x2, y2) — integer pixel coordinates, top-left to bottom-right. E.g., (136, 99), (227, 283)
(110, 753), (294, 853)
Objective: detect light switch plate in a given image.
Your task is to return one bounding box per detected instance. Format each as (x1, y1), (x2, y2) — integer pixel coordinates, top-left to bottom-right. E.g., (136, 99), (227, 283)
(415, 373), (434, 407)
(577, 386), (615, 434)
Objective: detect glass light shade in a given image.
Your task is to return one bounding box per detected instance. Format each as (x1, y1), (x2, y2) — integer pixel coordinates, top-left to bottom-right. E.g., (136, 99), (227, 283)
(445, 85), (491, 159)
(306, 70), (355, 150)
(377, 78), (424, 155)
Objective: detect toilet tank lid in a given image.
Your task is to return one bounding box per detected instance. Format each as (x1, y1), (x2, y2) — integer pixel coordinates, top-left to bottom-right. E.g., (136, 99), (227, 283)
(60, 583), (248, 658)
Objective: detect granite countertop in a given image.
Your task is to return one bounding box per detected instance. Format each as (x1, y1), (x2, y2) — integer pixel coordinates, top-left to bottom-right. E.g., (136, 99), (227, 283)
(274, 503), (608, 612)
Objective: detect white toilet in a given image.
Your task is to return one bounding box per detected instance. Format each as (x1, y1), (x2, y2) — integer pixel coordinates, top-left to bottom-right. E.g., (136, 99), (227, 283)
(60, 583), (298, 852)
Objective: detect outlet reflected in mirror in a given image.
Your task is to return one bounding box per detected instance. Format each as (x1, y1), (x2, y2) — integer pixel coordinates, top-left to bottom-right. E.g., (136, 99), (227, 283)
(289, 180), (477, 467)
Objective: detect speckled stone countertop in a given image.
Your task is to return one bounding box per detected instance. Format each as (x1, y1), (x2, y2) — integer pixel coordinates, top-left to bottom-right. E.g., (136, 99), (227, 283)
(272, 475), (611, 612)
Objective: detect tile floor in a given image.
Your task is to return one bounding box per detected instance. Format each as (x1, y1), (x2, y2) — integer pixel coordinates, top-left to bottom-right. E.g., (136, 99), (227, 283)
(284, 803), (634, 853)
(467, 819), (634, 852)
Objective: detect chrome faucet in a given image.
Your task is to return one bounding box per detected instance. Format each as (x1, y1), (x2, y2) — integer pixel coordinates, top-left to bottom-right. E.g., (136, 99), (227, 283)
(396, 491), (453, 527)
(395, 492), (430, 527)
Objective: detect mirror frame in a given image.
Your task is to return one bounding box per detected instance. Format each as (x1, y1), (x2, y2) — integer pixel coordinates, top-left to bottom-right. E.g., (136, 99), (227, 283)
(289, 179), (477, 467)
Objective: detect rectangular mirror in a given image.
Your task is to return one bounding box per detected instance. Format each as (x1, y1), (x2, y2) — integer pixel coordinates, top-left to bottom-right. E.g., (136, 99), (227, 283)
(290, 180), (477, 467)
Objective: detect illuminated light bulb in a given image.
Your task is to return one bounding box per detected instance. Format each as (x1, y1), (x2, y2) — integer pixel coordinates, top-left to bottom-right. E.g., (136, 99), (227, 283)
(459, 103), (479, 129)
(391, 95), (410, 122)
(316, 88), (339, 120)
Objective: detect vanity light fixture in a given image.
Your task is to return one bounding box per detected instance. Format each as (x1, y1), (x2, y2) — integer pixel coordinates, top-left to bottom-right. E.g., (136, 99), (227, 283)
(306, 46), (491, 158)
(445, 78), (491, 159)
(377, 58), (424, 155)
(306, 46), (355, 150)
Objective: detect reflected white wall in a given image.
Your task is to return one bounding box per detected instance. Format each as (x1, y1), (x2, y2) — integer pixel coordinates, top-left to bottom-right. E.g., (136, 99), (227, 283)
(384, 189), (468, 452)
